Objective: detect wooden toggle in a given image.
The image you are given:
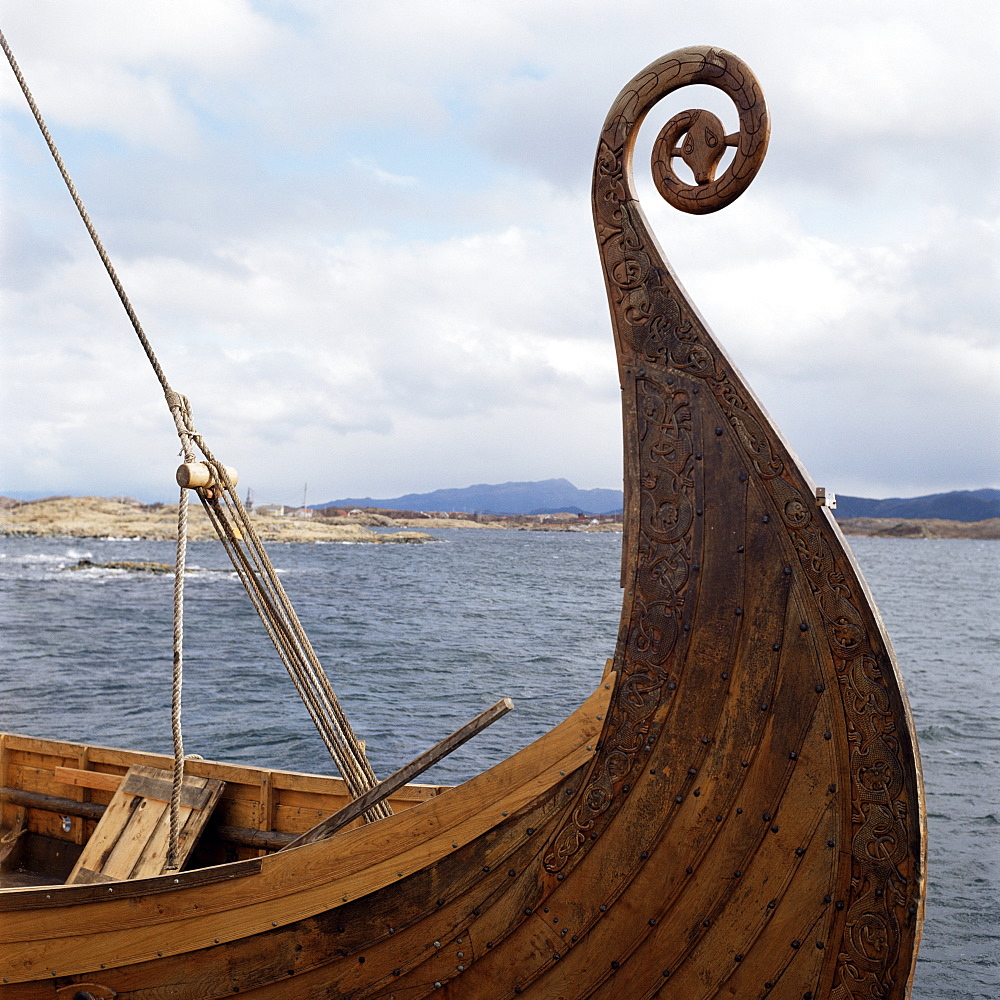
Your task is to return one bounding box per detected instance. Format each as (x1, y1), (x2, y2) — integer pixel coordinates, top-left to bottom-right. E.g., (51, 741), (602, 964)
(283, 698), (515, 850)
(176, 462), (238, 490)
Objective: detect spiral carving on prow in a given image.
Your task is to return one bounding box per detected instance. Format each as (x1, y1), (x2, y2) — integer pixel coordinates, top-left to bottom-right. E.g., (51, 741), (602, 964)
(598, 46), (769, 216)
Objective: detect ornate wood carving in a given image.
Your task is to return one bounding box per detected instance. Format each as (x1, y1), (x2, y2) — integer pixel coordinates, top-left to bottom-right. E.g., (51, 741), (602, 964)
(546, 45), (925, 998)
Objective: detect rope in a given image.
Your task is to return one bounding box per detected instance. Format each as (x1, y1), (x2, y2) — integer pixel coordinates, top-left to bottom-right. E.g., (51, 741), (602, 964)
(166, 405), (197, 870)
(166, 484), (189, 870)
(194, 468), (389, 814)
(174, 405), (387, 811)
(0, 28), (390, 854)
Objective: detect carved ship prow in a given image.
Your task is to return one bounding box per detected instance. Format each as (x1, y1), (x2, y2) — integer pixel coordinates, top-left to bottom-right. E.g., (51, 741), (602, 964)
(1, 47), (924, 999)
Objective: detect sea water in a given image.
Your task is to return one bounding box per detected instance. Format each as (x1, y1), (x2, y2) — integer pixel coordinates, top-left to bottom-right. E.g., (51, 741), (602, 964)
(0, 529), (996, 998)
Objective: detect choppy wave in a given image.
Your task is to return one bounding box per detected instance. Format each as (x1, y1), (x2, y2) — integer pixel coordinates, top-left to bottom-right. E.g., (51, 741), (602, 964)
(4, 547), (95, 568)
(1, 531), (997, 999)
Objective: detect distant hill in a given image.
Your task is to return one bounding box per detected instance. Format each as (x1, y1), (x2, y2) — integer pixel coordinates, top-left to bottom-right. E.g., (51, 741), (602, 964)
(317, 481), (1000, 521)
(316, 478), (624, 516)
(833, 488), (1000, 523)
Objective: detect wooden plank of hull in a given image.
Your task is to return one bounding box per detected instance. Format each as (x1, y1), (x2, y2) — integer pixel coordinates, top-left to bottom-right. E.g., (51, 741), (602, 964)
(0, 46), (923, 1000)
(53, 768), (123, 794)
(0, 776), (583, 1000)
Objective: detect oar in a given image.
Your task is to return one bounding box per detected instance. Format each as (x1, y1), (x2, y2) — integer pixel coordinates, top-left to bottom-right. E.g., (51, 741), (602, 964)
(284, 698), (514, 849)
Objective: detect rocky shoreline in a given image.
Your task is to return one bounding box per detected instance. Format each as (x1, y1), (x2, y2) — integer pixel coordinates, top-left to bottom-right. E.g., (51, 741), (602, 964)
(836, 516), (1000, 539)
(0, 496), (433, 544)
(2, 496), (996, 542)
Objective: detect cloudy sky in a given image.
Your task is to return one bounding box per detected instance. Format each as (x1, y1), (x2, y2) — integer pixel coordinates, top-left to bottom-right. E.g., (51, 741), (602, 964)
(2, 1), (997, 506)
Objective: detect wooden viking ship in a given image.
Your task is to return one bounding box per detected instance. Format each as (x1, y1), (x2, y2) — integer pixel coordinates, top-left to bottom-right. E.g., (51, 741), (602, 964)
(1, 46), (925, 999)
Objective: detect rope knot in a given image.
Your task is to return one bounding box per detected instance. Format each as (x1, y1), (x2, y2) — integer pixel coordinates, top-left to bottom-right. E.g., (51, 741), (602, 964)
(165, 392), (197, 462)
(165, 391), (193, 424)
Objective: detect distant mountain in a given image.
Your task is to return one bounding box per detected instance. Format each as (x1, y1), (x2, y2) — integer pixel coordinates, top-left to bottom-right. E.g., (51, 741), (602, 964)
(316, 478), (624, 516)
(833, 489), (1000, 523)
(317, 482), (1000, 522)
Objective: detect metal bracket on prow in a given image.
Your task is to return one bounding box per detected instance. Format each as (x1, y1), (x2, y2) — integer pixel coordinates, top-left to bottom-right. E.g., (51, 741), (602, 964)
(815, 487), (837, 509)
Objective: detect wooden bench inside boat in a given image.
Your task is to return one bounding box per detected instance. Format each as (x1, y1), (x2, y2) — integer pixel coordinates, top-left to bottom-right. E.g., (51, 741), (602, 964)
(65, 764), (225, 883)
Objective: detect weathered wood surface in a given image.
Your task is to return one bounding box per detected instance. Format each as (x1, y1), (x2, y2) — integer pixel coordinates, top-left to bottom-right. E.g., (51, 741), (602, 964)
(53, 767), (123, 793)
(0, 787), (301, 854)
(0, 45), (923, 1000)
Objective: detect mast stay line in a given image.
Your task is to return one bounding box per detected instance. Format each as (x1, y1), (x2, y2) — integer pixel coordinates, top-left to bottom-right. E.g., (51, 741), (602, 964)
(0, 28), (390, 862)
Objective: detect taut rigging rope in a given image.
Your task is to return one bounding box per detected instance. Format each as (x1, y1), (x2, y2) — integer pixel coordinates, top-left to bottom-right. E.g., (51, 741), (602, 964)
(0, 28), (389, 867)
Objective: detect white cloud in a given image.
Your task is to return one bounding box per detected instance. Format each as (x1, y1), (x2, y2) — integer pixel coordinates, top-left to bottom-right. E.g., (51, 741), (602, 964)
(1, 0), (997, 502)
